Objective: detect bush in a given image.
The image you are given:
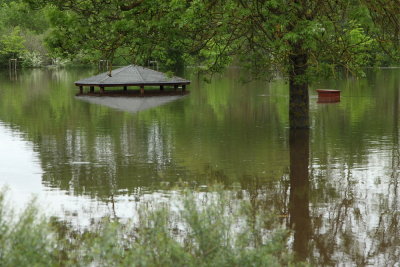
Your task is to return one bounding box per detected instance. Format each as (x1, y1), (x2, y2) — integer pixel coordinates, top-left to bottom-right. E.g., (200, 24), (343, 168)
(0, 188), (295, 266)
(21, 51), (43, 67)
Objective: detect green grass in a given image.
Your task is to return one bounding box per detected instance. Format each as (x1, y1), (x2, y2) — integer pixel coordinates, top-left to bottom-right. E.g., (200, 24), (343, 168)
(0, 187), (297, 266)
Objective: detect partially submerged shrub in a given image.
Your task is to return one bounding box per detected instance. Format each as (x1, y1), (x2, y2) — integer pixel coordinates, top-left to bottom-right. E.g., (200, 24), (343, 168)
(0, 192), (59, 266)
(0, 188), (294, 266)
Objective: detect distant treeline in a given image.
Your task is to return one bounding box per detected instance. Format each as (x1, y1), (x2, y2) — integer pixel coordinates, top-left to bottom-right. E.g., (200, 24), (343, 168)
(0, 0), (49, 67)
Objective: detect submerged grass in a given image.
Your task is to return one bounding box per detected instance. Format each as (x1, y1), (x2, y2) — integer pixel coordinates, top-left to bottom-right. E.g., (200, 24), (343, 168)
(0, 187), (296, 266)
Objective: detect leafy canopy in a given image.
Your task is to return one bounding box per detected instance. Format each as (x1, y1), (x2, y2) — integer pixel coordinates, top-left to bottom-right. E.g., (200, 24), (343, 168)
(30, 0), (398, 77)
(0, 26), (27, 57)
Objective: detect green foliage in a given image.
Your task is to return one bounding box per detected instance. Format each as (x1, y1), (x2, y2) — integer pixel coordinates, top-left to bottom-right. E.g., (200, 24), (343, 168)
(0, 0), (398, 72)
(20, 51), (43, 67)
(0, 0), (51, 67)
(0, 0), (49, 33)
(363, 0), (400, 61)
(40, 0), (189, 70)
(0, 26), (27, 57)
(0, 190), (59, 266)
(0, 188), (294, 266)
(310, 19), (376, 77)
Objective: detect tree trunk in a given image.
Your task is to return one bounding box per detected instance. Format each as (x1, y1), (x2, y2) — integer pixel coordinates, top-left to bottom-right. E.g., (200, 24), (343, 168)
(289, 51), (309, 128)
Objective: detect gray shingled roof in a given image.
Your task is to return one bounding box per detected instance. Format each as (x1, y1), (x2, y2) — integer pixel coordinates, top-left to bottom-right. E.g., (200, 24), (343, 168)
(75, 65), (190, 86)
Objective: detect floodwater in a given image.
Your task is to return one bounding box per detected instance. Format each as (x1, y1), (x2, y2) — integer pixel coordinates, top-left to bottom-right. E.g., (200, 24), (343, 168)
(0, 67), (399, 265)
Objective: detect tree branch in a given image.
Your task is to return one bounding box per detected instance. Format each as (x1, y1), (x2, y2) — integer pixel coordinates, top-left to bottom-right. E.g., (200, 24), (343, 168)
(120, 0), (144, 11)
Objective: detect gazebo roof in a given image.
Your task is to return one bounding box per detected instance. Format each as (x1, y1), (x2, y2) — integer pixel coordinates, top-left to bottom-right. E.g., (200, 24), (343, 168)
(75, 65), (190, 87)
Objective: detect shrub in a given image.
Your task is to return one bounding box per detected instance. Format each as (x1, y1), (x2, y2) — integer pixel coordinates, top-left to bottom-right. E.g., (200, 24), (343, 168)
(21, 51), (43, 67)
(0, 188), (294, 266)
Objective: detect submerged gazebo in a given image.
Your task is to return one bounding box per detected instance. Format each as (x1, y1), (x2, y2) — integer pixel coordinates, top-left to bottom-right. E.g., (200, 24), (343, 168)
(75, 65), (190, 96)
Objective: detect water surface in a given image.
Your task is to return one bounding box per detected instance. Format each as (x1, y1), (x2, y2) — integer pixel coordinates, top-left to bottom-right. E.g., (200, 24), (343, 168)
(0, 67), (399, 265)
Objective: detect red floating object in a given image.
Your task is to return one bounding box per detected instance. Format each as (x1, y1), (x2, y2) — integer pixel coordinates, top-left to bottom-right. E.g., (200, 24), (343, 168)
(316, 89), (340, 103)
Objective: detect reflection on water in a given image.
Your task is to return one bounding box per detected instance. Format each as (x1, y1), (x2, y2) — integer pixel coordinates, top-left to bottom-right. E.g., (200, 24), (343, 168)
(77, 95), (186, 114)
(0, 68), (399, 265)
(289, 129), (311, 262)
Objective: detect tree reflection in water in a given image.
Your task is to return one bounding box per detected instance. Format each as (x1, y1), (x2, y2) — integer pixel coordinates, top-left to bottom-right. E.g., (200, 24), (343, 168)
(286, 123), (400, 265)
(289, 129), (311, 262)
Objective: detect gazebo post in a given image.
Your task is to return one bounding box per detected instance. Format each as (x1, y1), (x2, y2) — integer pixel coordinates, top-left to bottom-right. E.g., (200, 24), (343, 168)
(123, 86), (127, 91)
(100, 86), (105, 94)
(160, 85), (164, 91)
(182, 85), (186, 92)
(90, 86), (94, 93)
(79, 86), (83, 94)
(174, 85), (178, 91)
(140, 85), (144, 96)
